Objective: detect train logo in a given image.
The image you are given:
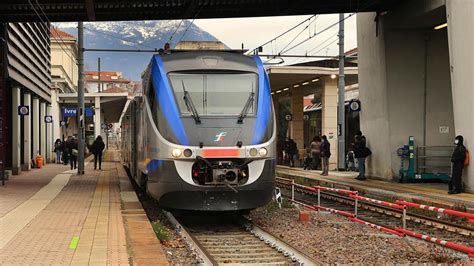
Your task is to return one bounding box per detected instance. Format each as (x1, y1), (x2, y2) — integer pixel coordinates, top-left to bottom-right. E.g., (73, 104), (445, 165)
(214, 132), (227, 142)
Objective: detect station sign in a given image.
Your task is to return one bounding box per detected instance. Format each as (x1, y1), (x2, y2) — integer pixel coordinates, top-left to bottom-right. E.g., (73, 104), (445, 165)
(348, 100), (361, 112)
(44, 116), (53, 123)
(63, 107), (94, 117)
(60, 120), (67, 127)
(285, 113), (292, 121)
(18, 105), (29, 116)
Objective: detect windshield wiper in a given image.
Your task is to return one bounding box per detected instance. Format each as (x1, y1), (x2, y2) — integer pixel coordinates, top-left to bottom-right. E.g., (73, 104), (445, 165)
(237, 91), (255, 124)
(182, 81), (201, 124)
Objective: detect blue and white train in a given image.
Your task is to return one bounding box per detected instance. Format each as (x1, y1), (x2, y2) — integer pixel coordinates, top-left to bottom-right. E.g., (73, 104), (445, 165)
(121, 51), (276, 211)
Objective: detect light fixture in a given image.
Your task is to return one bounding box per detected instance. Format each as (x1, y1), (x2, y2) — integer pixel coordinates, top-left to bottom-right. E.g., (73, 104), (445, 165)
(249, 148), (258, 157)
(434, 22), (447, 30)
(183, 149), (193, 157)
(293, 84), (300, 88)
(171, 149), (182, 157)
(276, 90), (282, 93)
(258, 148), (268, 157)
(283, 87), (289, 91)
(312, 78), (319, 82)
(302, 82), (309, 86)
(271, 92), (275, 95)
(331, 74), (337, 79)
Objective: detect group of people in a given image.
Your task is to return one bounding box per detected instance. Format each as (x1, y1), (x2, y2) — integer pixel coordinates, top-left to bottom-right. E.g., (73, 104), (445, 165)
(280, 131), (468, 194)
(283, 135), (331, 176)
(53, 135), (105, 170)
(284, 131), (370, 179)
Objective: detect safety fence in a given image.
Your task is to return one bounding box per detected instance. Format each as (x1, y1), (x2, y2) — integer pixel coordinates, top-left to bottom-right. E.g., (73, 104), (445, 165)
(278, 177), (474, 258)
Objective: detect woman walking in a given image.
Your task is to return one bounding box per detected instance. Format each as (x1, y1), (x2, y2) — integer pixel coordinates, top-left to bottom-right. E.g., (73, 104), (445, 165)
(92, 135), (106, 170)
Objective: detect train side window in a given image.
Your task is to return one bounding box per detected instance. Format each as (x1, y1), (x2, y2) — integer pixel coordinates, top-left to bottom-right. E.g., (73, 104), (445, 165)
(148, 84), (155, 109)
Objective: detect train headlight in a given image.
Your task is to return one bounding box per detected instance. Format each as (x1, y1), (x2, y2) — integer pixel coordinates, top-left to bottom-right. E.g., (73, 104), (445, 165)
(258, 148), (268, 157)
(249, 148), (258, 157)
(183, 148), (193, 157)
(171, 149), (182, 158)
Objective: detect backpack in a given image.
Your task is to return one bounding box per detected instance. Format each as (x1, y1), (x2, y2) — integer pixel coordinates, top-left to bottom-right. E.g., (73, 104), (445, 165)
(364, 147), (372, 157)
(465, 149), (470, 167)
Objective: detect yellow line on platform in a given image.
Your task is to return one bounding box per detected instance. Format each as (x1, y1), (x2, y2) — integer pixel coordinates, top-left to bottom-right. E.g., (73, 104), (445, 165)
(71, 163), (110, 265)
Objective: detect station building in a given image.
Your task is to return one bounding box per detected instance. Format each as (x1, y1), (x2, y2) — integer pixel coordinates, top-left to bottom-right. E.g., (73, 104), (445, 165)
(268, 56), (359, 169)
(0, 22), (52, 175)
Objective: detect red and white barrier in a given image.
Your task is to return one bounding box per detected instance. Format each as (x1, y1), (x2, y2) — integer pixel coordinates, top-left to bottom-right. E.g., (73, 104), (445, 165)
(351, 195), (406, 210)
(396, 228), (474, 256)
(313, 186), (358, 195)
(349, 217), (405, 237)
(289, 199), (318, 211)
(315, 205), (355, 218)
(396, 200), (474, 221)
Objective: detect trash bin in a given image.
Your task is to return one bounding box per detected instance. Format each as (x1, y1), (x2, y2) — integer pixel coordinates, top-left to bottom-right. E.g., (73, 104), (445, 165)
(36, 155), (43, 168)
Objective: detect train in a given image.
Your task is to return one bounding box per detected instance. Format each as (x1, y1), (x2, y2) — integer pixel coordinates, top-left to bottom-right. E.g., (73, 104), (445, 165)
(121, 51), (276, 211)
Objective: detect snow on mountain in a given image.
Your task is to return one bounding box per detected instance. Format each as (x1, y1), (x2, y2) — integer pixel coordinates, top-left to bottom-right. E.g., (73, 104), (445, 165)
(55, 20), (220, 80)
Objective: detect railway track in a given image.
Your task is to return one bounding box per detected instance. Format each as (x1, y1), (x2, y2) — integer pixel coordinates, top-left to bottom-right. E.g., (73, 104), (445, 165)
(276, 177), (473, 253)
(164, 211), (316, 265)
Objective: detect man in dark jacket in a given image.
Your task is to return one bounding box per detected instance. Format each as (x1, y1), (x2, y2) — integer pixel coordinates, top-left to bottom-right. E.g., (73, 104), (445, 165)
(354, 131), (367, 180)
(92, 135), (106, 170)
(449, 135), (466, 194)
(320, 135), (331, 176)
(284, 138), (297, 167)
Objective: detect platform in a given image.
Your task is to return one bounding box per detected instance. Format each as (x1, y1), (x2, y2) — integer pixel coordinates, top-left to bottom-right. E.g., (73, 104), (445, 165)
(0, 151), (168, 265)
(276, 166), (474, 212)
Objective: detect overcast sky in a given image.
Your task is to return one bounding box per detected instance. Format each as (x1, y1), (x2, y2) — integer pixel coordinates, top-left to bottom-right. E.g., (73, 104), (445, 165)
(195, 14), (357, 64)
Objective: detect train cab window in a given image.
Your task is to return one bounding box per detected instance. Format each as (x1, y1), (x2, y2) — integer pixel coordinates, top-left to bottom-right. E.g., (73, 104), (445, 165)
(169, 73), (257, 116)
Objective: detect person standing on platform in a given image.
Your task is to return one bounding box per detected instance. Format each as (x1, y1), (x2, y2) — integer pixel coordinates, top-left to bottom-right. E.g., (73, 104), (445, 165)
(320, 135), (331, 176)
(53, 139), (62, 164)
(92, 135), (105, 170)
(449, 135), (466, 194)
(354, 131), (367, 180)
(68, 136), (78, 170)
(285, 137), (297, 167)
(310, 136), (322, 170)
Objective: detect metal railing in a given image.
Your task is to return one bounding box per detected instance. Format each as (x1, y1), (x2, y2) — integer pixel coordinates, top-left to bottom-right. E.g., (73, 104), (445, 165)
(416, 146), (454, 175)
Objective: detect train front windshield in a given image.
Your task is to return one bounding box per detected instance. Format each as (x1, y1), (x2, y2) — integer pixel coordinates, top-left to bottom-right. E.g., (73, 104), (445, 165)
(169, 73), (258, 116)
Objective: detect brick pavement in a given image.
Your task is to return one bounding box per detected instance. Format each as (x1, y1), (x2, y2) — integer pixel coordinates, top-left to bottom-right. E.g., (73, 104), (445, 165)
(0, 153), (129, 265)
(0, 150), (168, 265)
(0, 163), (73, 218)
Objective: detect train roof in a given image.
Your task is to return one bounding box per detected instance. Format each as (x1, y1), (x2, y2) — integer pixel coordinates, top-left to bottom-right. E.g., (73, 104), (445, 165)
(156, 51), (259, 73)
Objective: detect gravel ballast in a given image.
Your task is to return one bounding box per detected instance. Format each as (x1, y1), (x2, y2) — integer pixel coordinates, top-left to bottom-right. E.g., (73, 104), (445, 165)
(249, 204), (473, 264)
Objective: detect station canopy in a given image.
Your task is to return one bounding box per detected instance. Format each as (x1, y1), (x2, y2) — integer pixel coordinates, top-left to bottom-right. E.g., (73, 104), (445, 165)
(1, 0), (400, 22)
(59, 92), (128, 123)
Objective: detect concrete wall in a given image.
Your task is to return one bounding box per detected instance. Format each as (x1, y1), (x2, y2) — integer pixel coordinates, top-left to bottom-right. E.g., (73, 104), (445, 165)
(358, 7), (455, 181)
(446, 0), (474, 192)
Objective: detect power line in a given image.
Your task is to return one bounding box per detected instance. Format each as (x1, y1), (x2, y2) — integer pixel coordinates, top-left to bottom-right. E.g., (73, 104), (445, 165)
(280, 13), (354, 55)
(285, 33), (338, 65)
(246, 15), (316, 55)
(174, 6), (203, 48)
(28, 0), (76, 62)
(277, 15), (318, 55)
(167, 19), (184, 44)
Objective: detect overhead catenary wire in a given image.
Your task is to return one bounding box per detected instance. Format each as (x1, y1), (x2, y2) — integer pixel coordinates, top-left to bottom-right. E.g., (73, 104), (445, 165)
(174, 6), (203, 48)
(29, 0), (76, 62)
(167, 19), (185, 44)
(277, 15), (318, 55)
(246, 15), (316, 55)
(279, 13), (354, 55)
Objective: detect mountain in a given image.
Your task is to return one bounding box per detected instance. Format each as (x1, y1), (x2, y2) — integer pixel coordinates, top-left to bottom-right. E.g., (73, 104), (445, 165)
(55, 20), (221, 80)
